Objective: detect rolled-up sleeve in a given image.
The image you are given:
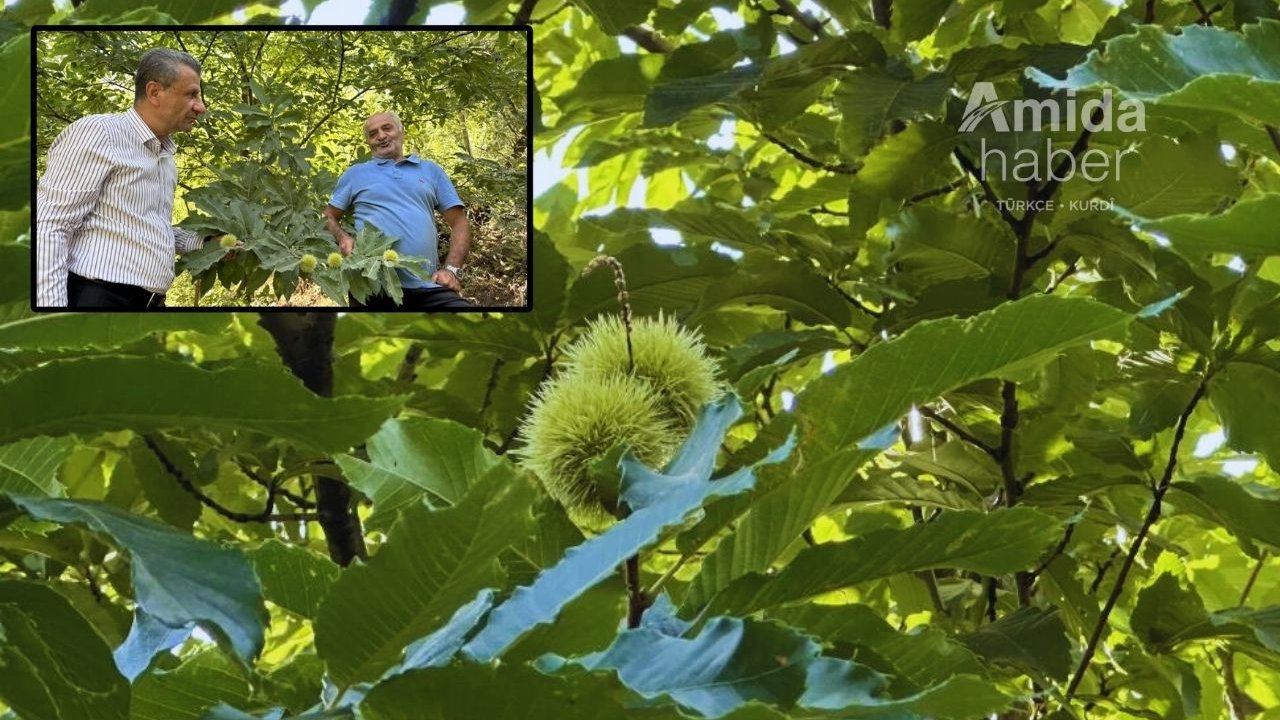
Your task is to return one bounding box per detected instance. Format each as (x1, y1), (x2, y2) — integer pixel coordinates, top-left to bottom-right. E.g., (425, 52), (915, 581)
(36, 118), (113, 307)
(174, 227), (202, 254)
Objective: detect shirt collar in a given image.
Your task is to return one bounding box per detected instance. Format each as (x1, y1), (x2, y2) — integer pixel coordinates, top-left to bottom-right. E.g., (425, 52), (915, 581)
(373, 152), (421, 166)
(126, 107), (177, 154)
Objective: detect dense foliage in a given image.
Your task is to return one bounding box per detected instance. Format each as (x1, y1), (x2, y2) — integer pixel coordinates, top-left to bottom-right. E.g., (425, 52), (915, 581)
(3, 0), (1280, 719)
(34, 26), (527, 306)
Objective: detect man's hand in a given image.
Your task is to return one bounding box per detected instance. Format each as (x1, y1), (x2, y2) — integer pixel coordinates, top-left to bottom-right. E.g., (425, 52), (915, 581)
(433, 268), (462, 292)
(338, 234), (355, 256)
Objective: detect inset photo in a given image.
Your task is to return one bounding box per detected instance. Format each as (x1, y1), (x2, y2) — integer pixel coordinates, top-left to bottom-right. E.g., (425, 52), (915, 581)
(32, 26), (530, 310)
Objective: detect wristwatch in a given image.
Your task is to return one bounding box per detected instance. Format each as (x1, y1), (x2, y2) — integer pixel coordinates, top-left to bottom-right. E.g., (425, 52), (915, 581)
(443, 264), (463, 277)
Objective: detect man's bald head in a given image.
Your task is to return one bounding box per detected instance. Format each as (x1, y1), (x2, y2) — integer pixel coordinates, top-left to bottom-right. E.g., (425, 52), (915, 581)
(364, 112), (406, 161)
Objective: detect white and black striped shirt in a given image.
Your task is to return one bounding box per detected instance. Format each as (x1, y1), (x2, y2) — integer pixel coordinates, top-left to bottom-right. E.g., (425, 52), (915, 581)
(36, 107), (202, 306)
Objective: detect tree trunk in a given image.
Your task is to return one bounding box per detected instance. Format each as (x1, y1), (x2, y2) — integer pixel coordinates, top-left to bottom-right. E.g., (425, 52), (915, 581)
(460, 110), (473, 157)
(257, 313), (367, 566)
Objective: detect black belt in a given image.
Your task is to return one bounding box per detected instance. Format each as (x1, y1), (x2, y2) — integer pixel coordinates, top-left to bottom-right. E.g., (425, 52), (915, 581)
(68, 273), (166, 308)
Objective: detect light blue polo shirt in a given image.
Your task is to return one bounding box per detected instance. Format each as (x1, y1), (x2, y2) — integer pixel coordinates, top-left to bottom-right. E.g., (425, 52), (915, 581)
(328, 153), (463, 289)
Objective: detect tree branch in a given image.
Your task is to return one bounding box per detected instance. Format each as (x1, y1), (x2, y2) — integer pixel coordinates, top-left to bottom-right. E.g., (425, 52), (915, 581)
(871, 0), (892, 29)
(500, 332), (560, 454)
(1044, 257), (1080, 295)
(382, 0), (417, 25)
(1188, 0), (1213, 24)
(300, 32), (346, 147)
(1026, 237), (1061, 266)
(258, 314), (367, 566)
(1144, 0), (1157, 22)
(826, 277), (882, 318)
(953, 148), (1019, 227)
(396, 341), (425, 384)
(985, 576), (998, 621)
(170, 31), (190, 55)
(918, 406), (1000, 459)
(514, 0), (539, 23)
(1031, 521), (1076, 577)
(144, 435), (311, 524)
(1266, 125), (1280, 156)
(1239, 552), (1268, 606)
(1089, 548), (1120, 594)
(1065, 379), (1209, 700)
(762, 130), (859, 174)
(624, 553), (649, 627)
(909, 178), (966, 203)
(775, 0), (828, 38)
(1017, 104), (1107, 237)
(240, 464), (316, 509)
(622, 26), (673, 53)
(912, 507), (947, 616)
(531, 0), (571, 22)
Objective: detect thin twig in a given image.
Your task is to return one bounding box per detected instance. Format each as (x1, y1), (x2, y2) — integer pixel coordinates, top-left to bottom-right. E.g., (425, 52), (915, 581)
(761, 130), (860, 174)
(1026, 237), (1061, 265)
(1031, 522), (1076, 577)
(918, 406), (1000, 459)
(1065, 379), (1209, 699)
(985, 577), (998, 622)
(908, 179), (966, 203)
(171, 31), (190, 55)
(1144, 0), (1157, 22)
(145, 435), (311, 524)
(1044, 257), (1080, 295)
(1239, 552), (1268, 606)
(479, 357), (507, 418)
(585, 256), (634, 371)
(1089, 548), (1120, 594)
(775, 0), (828, 38)
(585, 256), (647, 627)
(1266, 125), (1280, 156)
(826, 277), (882, 318)
(530, 0), (571, 22)
(953, 148), (1019, 227)
(500, 332), (560, 454)
(912, 507), (947, 616)
(1189, 0), (1213, 24)
(82, 565), (103, 603)
(241, 465), (316, 509)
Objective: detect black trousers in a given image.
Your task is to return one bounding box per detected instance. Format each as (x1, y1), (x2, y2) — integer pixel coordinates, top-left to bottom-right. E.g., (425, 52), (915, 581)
(67, 273), (166, 309)
(350, 286), (472, 310)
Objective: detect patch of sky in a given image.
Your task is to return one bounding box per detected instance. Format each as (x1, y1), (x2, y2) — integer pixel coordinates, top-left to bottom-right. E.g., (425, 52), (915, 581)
(651, 228), (685, 247)
(707, 119), (737, 151)
(1194, 429), (1225, 458)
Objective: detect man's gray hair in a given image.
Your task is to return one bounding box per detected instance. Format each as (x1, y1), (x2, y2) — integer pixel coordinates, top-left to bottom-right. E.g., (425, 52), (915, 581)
(366, 111), (404, 133)
(134, 49), (201, 103)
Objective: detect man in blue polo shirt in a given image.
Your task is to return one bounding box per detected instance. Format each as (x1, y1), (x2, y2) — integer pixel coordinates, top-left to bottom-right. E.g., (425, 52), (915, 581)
(322, 110), (472, 309)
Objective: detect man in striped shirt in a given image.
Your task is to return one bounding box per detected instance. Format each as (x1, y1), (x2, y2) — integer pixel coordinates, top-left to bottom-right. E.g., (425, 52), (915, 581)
(36, 48), (211, 309)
